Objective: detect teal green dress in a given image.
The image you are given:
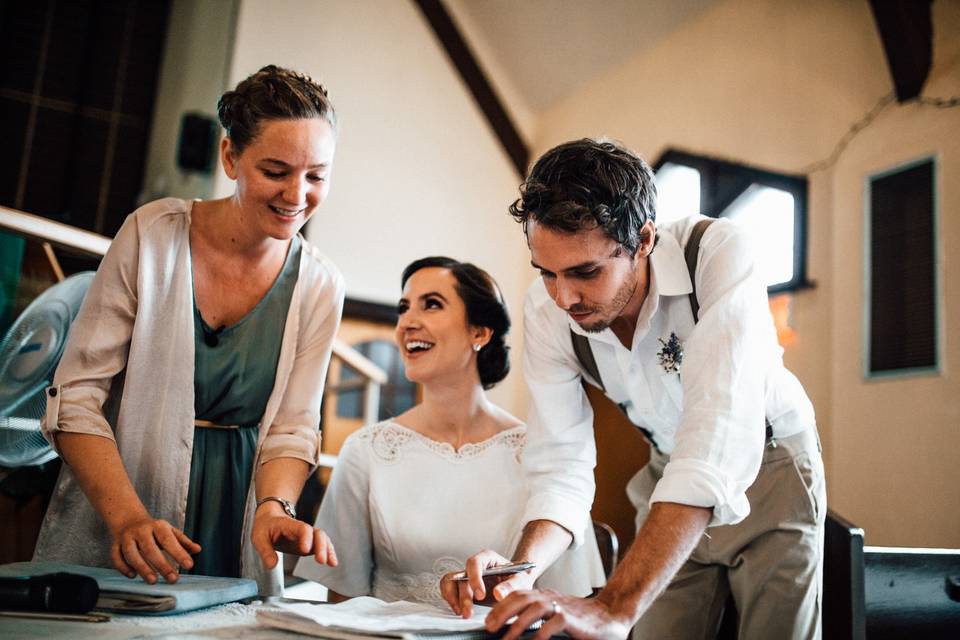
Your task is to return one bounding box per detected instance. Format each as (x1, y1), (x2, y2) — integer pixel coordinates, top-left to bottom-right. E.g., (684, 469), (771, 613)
(184, 236), (302, 577)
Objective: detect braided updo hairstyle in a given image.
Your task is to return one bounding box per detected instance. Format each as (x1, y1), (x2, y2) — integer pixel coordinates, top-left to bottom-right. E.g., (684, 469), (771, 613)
(217, 65), (336, 154)
(401, 257), (510, 390)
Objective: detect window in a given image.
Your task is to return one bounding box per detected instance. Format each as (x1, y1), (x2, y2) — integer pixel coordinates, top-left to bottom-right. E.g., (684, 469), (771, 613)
(653, 150), (809, 293)
(865, 157), (938, 377)
(336, 339), (417, 421)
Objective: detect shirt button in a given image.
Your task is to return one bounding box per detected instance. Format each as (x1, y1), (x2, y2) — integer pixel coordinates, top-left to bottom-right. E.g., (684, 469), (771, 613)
(48, 387), (58, 397)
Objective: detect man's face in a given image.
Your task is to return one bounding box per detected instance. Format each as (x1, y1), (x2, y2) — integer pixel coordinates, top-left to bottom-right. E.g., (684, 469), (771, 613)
(528, 219), (650, 333)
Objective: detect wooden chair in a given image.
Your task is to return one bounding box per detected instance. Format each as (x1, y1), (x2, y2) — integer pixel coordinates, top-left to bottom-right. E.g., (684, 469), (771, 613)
(593, 520), (619, 580)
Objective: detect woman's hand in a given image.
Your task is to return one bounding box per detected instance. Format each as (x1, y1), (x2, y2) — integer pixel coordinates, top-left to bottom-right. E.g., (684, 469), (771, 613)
(440, 549), (536, 619)
(251, 502), (337, 570)
(109, 517), (201, 584)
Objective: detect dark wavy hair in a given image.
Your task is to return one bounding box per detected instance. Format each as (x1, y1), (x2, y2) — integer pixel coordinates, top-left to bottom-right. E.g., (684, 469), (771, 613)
(509, 138), (658, 254)
(217, 65), (336, 154)
(401, 257), (510, 390)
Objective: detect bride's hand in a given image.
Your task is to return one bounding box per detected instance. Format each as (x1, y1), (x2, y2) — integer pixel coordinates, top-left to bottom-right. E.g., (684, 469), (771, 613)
(440, 549), (535, 619)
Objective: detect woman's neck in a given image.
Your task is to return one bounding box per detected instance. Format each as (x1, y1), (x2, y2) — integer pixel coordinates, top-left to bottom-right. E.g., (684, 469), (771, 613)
(406, 376), (499, 448)
(194, 197), (286, 261)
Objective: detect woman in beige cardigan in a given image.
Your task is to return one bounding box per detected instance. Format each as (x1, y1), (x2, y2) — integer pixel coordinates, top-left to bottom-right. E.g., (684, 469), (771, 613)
(34, 66), (343, 594)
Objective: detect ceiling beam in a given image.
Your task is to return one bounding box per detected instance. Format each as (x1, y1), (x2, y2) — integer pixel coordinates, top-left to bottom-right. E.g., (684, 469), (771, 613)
(868, 0), (933, 102)
(412, 0), (528, 177)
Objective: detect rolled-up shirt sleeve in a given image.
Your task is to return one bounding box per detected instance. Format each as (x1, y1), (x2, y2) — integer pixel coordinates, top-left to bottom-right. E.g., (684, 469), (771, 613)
(259, 262), (344, 468)
(42, 214), (141, 454)
(520, 287), (596, 547)
(650, 224), (772, 526)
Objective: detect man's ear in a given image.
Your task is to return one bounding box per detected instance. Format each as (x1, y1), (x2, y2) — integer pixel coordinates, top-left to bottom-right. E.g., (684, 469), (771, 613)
(636, 219), (657, 258)
(221, 137), (239, 180)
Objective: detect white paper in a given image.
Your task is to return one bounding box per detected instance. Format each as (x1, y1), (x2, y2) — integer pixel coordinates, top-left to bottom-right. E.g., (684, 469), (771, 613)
(263, 597), (491, 633)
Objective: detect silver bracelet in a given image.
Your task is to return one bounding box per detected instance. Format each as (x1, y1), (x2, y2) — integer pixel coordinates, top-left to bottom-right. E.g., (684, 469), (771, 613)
(256, 496), (296, 518)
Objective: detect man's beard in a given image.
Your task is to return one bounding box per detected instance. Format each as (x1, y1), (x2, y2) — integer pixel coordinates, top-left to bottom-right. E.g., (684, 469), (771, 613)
(573, 273), (639, 333)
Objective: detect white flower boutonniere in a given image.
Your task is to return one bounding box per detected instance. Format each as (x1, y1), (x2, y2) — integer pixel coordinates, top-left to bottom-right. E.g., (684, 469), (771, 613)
(656, 332), (683, 374)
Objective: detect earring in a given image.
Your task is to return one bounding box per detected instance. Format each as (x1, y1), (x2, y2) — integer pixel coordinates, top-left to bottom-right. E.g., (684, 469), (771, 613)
(473, 343), (482, 352)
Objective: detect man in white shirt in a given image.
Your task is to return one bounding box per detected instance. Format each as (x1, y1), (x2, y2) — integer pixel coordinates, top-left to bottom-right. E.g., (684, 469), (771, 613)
(442, 139), (825, 639)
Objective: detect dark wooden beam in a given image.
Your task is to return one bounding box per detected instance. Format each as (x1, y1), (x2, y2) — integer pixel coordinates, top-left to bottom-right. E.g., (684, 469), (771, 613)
(343, 297), (398, 324)
(868, 0), (933, 102)
(412, 0), (529, 177)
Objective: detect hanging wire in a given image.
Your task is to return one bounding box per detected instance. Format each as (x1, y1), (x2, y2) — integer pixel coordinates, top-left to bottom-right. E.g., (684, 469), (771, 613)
(799, 92), (896, 174)
(916, 95), (960, 108)
(800, 92), (960, 174)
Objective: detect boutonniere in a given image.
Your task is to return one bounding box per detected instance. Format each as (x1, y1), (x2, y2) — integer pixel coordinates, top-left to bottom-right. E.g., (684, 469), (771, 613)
(656, 332), (683, 374)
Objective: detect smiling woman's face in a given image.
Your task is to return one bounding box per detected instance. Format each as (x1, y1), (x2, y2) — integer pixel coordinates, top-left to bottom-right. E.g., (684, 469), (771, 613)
(222, 117), (336, 241)
(395, 267), (485, 386)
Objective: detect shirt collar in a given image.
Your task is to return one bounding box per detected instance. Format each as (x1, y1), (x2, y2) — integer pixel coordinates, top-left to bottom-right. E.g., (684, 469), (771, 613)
(649, 228), (692, 297)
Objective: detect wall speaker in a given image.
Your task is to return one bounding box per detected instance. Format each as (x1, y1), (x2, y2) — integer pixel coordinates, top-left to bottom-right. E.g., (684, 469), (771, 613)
(177, 112), (218, 174)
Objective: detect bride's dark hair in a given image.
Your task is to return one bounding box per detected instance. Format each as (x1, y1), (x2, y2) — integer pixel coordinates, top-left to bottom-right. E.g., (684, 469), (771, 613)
(401, 257), (510, 389)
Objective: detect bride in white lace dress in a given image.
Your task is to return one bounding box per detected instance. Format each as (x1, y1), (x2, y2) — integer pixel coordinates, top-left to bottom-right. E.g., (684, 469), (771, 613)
(294, 257), (604, 607)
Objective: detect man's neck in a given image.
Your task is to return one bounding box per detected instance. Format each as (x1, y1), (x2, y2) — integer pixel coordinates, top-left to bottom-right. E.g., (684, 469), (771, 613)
(610, 262), (650, 349)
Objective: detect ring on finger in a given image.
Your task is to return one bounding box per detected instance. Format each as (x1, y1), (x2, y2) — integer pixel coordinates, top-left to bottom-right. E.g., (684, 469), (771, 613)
(550, 600), (562, 618)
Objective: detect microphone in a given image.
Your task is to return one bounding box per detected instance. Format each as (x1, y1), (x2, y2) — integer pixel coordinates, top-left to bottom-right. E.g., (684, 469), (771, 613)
(203, 324), (227, 347)
(0, 572), (99, 614)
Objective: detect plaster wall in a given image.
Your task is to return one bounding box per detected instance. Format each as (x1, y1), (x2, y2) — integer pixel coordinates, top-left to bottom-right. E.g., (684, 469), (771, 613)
(142, 0), (237, 203)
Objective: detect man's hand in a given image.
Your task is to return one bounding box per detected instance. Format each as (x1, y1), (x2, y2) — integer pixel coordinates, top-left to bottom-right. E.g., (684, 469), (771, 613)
(485, 589), (632, 640)
(251, 504), (337, 570)
(109, 517), (200, 584)
(440, 550), (535, 619)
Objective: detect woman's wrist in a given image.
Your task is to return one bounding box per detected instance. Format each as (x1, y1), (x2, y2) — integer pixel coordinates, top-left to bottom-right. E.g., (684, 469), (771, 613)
(105, 503), (152, 536)
(255, 496), (296, 519)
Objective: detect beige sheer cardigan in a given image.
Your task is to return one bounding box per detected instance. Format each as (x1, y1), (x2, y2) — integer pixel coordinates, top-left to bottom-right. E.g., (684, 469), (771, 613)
(33, 198), (345, 594)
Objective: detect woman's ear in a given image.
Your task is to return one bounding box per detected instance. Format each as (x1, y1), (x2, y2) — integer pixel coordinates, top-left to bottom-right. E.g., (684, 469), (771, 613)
(221, 137), (239, 180)
(471, 326), (493, 350)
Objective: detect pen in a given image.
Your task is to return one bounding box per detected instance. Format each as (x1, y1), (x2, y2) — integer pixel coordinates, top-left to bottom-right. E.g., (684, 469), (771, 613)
(449, 561), (536, 582)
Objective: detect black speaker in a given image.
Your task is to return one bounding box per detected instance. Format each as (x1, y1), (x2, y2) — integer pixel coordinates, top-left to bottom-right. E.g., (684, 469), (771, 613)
(177, 112), (218, 174)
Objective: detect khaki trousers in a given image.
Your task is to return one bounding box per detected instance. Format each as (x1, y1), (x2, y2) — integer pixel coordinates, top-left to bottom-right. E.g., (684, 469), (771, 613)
(629, 429), (826, 640)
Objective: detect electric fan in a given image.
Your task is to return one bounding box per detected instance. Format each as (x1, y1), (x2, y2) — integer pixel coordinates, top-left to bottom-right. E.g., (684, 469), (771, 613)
(0, 272), (95, 467)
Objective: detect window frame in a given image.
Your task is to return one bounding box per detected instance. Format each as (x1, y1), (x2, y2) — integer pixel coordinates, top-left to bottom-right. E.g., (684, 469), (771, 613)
(862, 154), (941, 380)
(653, 149), (811, 294)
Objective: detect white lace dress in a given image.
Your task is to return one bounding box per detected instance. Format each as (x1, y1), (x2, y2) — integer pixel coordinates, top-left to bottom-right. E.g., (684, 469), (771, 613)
(294, 421), (605, 606)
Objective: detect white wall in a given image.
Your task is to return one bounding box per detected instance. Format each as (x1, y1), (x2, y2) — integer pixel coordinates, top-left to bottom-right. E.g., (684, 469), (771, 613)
(533, 0), (960, 546)
(215, 0), (534, 414)
(142, 0), (237, 203)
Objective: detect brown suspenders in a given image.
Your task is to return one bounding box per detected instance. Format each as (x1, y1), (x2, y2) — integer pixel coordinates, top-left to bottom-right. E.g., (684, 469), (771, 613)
(569, 219), (773, 447)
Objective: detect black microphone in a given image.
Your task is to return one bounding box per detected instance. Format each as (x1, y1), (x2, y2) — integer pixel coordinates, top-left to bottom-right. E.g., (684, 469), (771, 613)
(203, 324), (227, 347)
(0, 572), (99, 614)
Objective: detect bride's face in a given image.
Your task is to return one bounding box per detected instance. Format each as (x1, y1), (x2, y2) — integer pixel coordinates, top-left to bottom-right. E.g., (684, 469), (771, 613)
(395, 267), (483, 386)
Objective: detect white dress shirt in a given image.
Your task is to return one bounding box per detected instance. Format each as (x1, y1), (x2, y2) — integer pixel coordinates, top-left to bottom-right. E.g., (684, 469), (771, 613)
(521, 215), (816, 543)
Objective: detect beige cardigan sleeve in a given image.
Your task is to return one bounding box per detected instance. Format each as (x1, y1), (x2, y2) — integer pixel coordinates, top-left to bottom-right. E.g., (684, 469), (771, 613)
(42, 213), (141, 453)
(258, 250), (345, 468)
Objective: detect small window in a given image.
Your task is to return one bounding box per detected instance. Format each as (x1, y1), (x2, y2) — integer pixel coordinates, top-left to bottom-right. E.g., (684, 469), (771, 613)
(336, 339), (417, 420)
(654, 162), (700, 226)
(865, 157), (938, 377)
(653, 150), (809, 293)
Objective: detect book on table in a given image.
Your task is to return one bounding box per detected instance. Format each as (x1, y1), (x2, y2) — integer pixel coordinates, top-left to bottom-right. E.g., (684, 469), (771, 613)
(0, 561), (258, 615)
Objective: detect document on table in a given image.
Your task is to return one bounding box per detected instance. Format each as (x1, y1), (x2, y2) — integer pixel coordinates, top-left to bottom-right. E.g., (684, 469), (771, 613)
(256, 596), (521, 639)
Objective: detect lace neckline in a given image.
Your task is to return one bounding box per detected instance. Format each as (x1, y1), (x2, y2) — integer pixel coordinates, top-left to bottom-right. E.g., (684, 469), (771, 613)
(360, 420), (525, 462)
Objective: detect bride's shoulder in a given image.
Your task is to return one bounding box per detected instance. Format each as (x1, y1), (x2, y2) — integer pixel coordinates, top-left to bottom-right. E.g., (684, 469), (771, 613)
(489, 405), (525, 433)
